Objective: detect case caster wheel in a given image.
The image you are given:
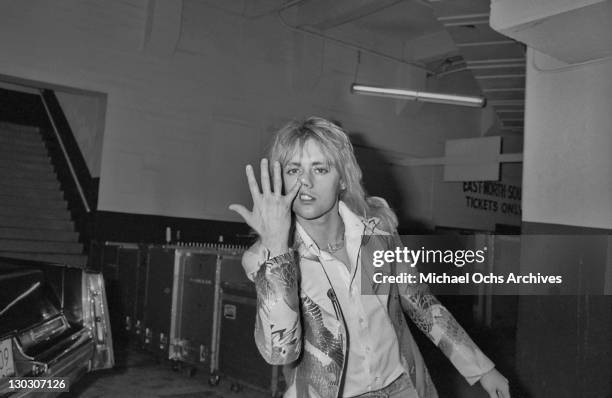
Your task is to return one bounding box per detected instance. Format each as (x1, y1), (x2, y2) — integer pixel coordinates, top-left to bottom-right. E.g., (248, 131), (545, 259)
(230, 383), (243, 392)
(171, 361), (180, 372)
(208, 374), (220, 386)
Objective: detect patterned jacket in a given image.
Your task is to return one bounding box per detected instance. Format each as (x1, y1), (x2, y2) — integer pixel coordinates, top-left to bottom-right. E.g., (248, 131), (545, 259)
(242, 204), (494, 398)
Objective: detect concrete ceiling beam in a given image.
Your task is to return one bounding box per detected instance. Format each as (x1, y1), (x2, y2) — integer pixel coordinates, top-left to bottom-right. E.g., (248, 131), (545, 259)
(294, 0), (402, 30)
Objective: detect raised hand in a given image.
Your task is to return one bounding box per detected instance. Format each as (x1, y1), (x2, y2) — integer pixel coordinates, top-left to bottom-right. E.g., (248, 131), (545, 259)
(229, 158), (301, 256)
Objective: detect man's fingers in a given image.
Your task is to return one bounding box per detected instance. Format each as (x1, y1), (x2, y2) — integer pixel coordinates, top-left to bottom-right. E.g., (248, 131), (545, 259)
(491, 386), (509, 398)
(285, 179), (302, 202)
(272, 161), (282, 196)
(228, 204), (254, 225)
(245, 164), (261, 203)
(260, 158), (271, 194)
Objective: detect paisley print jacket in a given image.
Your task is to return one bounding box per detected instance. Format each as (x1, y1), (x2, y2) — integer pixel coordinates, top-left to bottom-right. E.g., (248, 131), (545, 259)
(242, 204), (494, 398)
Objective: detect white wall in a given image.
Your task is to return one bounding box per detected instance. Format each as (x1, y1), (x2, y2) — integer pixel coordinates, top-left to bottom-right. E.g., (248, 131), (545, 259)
(0, 0), (497, 228)
(55, 91), (106, 177)
(432, 169), (522, 231)
(522, 49), (612, 229)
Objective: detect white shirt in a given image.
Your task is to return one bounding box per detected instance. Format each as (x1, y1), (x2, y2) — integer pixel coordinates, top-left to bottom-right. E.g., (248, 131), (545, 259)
(295, 202), (405, 397)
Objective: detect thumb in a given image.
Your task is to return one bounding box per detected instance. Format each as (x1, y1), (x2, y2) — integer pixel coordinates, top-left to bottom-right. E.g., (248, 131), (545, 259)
(228, 204), (251, 224)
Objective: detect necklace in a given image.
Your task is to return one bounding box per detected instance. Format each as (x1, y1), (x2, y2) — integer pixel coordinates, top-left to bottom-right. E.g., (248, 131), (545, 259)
(326, 237), (345, 253)
(326, 226), (345, 253)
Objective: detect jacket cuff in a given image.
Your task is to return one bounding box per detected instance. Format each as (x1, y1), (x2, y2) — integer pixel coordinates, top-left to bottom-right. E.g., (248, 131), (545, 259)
(465, 366), (496, 385)
(265, 250), (294, 266)
(444, 331), (494, 385)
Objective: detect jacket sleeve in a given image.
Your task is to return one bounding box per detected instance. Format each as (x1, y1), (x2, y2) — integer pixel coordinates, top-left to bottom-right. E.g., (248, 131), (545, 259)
(242, 243), (302, 365)
(392, 235), (495, 385)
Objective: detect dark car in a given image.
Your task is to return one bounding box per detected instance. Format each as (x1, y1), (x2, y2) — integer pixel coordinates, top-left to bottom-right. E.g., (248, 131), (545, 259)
(0, 257), (114, 396)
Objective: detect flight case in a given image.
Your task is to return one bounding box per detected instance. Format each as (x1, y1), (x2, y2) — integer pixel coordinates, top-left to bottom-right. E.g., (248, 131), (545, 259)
(100, 241), (285, 395)
(98, 242), (145, 345)
(218, 285), (284, 397)
(142, 246), (175, 358)
(168, 247), (219, 380)
(216, 249), (284, 396)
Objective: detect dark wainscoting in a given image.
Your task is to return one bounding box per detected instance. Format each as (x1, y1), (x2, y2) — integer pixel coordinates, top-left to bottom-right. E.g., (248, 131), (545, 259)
(92, 211), (254, 246)
(515, 221), (612, 398)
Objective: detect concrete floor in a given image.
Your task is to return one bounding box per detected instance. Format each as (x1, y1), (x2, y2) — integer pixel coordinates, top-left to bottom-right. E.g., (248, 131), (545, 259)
(59, 330), (518, 398)
(59, 296), (518, 398)
(62, 347), (271, 398)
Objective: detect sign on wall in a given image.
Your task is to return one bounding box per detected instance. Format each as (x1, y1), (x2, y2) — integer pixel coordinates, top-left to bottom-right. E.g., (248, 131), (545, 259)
(433, 169), (522, 231)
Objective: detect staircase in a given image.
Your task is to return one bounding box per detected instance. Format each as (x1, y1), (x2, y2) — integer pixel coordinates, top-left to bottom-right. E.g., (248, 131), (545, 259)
(0, 122), (87, 267)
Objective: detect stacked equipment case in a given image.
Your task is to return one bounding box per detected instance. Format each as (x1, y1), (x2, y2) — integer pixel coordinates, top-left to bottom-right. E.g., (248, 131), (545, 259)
(219, 287), (282, 395)
(169, 248), (219, 380)
(98, 243), (148, 347)
(97, 243), (144, 345)
(143, 247), (175, 357)
(101, 242), (283, 397)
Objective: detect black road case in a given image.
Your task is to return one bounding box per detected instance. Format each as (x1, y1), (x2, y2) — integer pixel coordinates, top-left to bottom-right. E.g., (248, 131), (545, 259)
(142, 246), (175, 357)
(98, 242), (149, 342)
(218, 288), (284, 397)
(169, 248), (218, 377)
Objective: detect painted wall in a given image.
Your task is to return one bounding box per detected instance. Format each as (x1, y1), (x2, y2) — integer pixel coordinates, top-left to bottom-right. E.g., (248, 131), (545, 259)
(490, 3), (612, 395)
(522, 49), (612, 229)
(0, 0), (501, 230)
(432, 170), (522, 231)
(431, 134), (523, 231)
(55, 91), (106, 177)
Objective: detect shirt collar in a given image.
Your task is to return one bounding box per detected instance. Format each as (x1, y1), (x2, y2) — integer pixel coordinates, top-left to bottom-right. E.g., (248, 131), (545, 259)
(294, 201), (383, 259)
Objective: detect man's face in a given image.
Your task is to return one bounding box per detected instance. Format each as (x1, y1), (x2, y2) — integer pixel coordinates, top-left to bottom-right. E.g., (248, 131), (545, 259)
(283, 139), (343, 223)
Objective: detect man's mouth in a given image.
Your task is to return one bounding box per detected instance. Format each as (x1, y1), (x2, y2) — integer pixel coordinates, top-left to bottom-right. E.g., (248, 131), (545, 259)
(299, 193), (315, 201)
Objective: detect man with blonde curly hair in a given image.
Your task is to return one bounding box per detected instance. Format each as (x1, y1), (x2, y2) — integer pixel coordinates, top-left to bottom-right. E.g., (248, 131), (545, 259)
(230, 117), (510, 398)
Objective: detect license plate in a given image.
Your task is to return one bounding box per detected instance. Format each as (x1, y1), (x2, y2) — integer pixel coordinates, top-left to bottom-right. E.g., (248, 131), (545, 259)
(0, 338), (15, 380)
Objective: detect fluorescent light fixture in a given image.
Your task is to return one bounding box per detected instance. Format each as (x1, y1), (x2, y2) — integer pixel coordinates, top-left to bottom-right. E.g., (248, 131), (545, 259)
(351, 84), (486, 108)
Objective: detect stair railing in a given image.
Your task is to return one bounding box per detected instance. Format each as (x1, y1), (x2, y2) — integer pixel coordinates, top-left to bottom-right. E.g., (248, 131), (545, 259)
(39, 91), (91, 213)
(38, 89), (99, 258)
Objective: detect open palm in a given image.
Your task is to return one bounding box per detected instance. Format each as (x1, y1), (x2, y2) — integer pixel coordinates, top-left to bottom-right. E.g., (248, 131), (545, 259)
(229, 158), (300, 256)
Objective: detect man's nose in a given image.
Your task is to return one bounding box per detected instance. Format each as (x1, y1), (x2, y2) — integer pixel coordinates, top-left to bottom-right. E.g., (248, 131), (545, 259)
(299, 172), (313, 187)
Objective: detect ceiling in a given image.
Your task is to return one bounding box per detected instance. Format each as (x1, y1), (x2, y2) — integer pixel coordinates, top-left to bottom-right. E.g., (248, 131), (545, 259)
(429, 0), (525, 133)
(283, 0), (526, 134)
(203, 0), (528, 133)
(205, 0), (609, 136)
